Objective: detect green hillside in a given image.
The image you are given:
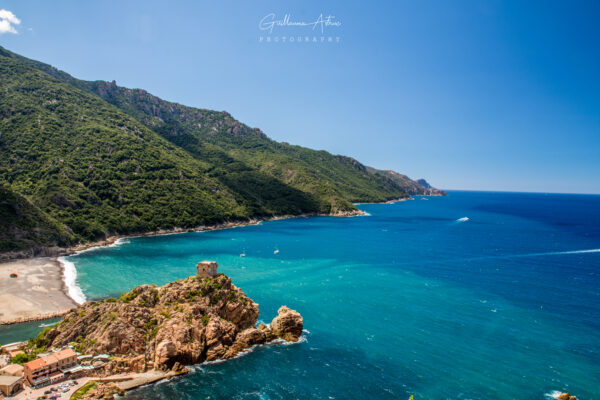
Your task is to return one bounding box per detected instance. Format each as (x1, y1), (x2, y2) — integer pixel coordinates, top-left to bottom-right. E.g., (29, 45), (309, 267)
(81, 81), (413, 204)
(0, 54), (250, 244)
(0, 46), (436, 253)
(0, 185), (74, 253)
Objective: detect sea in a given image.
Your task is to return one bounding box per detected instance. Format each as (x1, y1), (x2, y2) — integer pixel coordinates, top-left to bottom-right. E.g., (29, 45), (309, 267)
(2, 191), (599, 399)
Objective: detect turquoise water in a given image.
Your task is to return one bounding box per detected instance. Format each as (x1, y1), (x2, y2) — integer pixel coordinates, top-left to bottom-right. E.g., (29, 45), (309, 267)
(11, 191), (600, 398)
(0, 318), (60, 345)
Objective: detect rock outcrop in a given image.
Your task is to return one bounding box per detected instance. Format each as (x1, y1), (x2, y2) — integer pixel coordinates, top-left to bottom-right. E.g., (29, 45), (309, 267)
(270, 306), (304, 342)
(414, 178), (446, 196)
(41, 268), (303, 374)
(557, 393), (577, 400)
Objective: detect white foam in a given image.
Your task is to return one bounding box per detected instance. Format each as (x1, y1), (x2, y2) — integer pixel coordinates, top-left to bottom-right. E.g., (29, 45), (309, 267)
(256, 320), (269, 328)
(456, 217), (469, 222)
(58, 256), (86, 305)
(110, 238), (130, 247)
(200, 344), (259, 365)
(271, 334), (308, 346)
(71, 237), (131, 257)
(544, 391), (563, 399)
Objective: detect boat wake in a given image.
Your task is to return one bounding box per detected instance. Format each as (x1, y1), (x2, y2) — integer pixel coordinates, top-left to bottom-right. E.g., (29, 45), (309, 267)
(535, 248), (600, 256)
(499, 248), (600, 260)
(456, 217), (469, 222)
(58, 256), (86, 305)
(38, 321), (59, 328)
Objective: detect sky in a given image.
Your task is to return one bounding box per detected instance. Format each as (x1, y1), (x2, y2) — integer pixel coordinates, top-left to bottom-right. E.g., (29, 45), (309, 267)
(0, 1), (598, 193)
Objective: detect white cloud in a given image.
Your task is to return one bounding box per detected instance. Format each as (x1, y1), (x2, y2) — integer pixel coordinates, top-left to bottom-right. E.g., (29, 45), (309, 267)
(0, 9), (21, 34)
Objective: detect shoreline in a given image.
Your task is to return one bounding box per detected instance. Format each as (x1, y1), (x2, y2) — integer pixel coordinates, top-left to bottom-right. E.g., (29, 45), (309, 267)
(0, 310), (69, 326)
(0, 210), (366, 326)
(63, 209), (367, 256)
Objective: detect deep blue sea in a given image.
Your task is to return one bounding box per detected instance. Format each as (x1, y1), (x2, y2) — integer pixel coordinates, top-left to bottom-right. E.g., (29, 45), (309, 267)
(4, 191), (600, 399)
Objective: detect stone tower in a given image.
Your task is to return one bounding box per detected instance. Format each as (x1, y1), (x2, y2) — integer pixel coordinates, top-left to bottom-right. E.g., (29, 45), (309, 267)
(196, 261), (218, 279)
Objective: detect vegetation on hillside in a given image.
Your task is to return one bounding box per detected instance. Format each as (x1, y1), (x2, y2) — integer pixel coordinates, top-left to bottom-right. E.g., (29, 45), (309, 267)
(0, 185), (74, 252)
(0, 55), (248, 245)
(0, 46), (438, 253)
(78, 80), (412, 207)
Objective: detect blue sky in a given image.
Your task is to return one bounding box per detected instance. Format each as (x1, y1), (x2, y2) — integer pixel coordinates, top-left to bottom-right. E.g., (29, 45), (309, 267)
(1, 1), (598, 193)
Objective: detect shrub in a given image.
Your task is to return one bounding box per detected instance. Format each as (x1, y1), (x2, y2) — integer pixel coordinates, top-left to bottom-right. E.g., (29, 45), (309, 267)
(11, 352), (32, 365)
(201, 314), (210, 326)
(119, 290), (138, 303)
(71, 381), (98, 400)
(144, 318), (158, 331)
(160, 311), (171, 319)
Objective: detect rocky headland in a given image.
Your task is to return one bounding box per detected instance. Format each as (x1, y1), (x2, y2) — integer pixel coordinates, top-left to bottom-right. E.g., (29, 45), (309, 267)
(32, 261), (303, 397)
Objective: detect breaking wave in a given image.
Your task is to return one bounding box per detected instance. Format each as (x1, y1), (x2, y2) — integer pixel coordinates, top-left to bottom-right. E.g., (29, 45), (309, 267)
(58, 256), (86, 305)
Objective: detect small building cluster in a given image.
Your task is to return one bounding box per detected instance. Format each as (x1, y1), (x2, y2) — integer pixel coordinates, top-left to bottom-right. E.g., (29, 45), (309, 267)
(23, 348), (78, 387)
(0, 340), (109, 395)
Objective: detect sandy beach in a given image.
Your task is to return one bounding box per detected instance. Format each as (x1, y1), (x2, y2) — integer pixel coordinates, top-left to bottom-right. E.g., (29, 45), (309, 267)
(0, 258), (77, 324)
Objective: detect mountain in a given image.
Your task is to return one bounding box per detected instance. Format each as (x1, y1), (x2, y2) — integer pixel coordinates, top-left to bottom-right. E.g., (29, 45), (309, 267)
(0, 46), (440, 254)
(416, 179), (432, 189)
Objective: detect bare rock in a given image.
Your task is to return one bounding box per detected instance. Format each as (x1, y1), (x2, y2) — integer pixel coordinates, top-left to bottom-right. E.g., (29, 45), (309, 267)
(41, 264), (304, 374)
(155, 340), (177, 365)
(270, 306), (303, 342)
(128, 354), (146, 372)
(557, 393), (576, 400)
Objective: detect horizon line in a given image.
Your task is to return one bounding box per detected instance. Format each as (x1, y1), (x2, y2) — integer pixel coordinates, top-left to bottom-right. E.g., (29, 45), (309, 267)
(441, 188), (600, 196)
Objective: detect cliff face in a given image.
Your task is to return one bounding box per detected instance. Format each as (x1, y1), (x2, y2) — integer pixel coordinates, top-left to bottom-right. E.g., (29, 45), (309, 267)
(43, 273), (303, 373)
(375, 170), (447, 196)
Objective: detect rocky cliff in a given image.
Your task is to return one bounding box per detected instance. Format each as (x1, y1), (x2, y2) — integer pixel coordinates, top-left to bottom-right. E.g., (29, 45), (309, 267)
(368, 169), (447, 196)
(415, 178), (447, 196)
(41, 271), (303, 374)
